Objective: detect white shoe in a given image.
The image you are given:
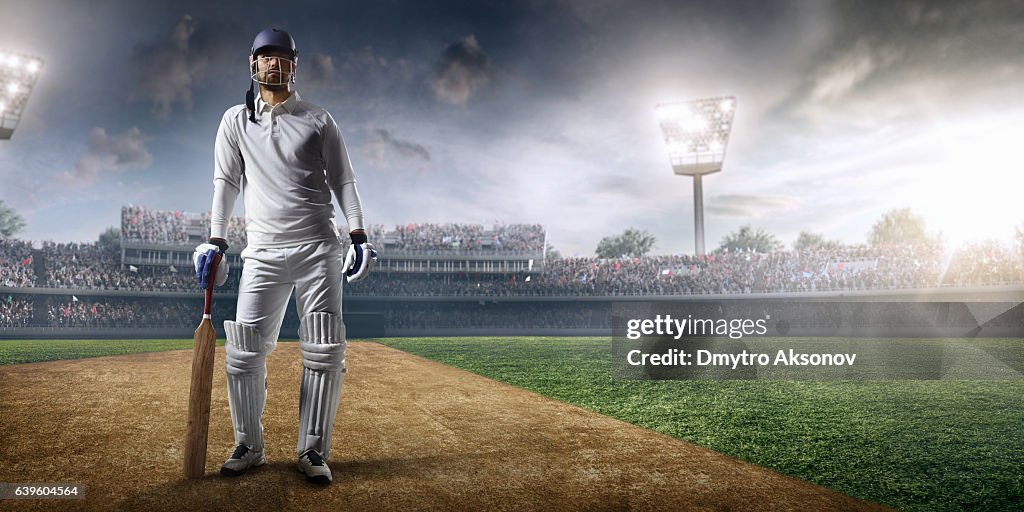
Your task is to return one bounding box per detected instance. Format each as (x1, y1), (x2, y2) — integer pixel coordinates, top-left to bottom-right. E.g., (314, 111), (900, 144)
(220, 444), (266, 476)
(297, 449), (332, 484)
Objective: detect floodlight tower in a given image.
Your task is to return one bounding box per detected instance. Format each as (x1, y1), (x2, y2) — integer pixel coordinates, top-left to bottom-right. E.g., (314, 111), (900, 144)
(655, 96), (735, 256)
(0, 50), (45, 140)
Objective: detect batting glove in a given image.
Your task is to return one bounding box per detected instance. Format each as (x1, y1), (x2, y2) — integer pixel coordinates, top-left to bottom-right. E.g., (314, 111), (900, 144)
(343, 230), (377, 283)
(193, 238), (230, 289)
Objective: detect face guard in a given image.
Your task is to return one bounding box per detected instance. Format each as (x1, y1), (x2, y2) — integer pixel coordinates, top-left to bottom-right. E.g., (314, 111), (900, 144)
(250, 54), (297, 87)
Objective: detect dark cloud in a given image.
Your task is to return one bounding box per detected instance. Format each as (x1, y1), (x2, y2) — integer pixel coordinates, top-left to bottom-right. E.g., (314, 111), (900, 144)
(344, 46), (391, 71)
(431, 35), (491, 105)
(306, 46), (416, 103)
(129, 14), (240, 118)
(304, 53), (336, 84)
(343, 46), (414, 82)
(129, 15), (198, 117)
(771, 1), (1024, 124)
(706, 194), (797, 218)
(362, 128), (431, 167)
(808, 38), (902, 103)
(58, 127), (152, 188)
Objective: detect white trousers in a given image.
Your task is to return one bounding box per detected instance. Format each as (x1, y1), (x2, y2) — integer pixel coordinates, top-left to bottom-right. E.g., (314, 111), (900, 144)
(228, 238), (346, 457)
(236, 238), (344, 349)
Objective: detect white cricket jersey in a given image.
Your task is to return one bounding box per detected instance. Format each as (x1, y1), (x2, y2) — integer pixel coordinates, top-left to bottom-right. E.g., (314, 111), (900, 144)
(210, 91), (365, 248)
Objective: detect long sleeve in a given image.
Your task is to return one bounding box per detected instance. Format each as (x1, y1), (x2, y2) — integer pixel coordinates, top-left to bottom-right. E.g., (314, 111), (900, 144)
(338, 182), (364, 232)
(322, 113), (364, 232)
(211, 111), (244, 240)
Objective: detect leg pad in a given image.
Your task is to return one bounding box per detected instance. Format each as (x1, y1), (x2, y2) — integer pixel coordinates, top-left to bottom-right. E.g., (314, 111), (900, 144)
(224, 321), (268, 450)
(296, 312), (346, 459)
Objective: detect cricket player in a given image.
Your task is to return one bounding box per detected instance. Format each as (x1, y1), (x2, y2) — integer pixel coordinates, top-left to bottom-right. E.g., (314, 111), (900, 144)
(193, 27), (376, 485)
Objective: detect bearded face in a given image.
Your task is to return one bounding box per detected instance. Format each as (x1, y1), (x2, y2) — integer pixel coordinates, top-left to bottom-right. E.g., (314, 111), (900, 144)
(250, 51), (296, 87)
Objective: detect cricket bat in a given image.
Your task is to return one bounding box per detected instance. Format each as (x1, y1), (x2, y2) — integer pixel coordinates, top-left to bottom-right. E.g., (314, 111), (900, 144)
(183, 253), (222, 479)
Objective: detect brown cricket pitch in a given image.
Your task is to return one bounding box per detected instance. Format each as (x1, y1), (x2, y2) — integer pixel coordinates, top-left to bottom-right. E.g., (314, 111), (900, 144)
(0, 342), (891, 511)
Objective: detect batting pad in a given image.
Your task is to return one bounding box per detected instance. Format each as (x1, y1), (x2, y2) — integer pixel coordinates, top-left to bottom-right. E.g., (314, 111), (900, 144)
(297, 312), (346, 459)
(224, 321), (268, 451)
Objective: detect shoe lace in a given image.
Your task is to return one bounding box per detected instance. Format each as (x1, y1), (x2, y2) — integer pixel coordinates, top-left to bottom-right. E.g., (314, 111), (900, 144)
(303, 449), (325, 467)
(231, 445), (250, 459)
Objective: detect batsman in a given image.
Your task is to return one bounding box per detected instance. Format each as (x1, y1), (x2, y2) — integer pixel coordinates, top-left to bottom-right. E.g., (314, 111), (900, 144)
(193, 27), (376, 485)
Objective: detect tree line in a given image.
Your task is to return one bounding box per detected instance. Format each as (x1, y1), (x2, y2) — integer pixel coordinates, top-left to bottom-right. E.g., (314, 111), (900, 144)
(590, 208), (1024, 258)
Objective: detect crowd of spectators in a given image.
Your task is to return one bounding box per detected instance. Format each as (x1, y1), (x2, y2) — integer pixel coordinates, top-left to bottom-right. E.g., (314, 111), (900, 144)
(121, 205), (190, 244)
(383, 223), (544, 254)
(941, 241), (1023, 287)
(346, 243), (951, 297)
(118, 207), (548, 257)
(199, 212), (248, 247)
(41, 241), (239, 292)
(756, 243), (943, 292)
(111, 206), (1022, 293)
(0, 234), (1020, 298)
(1, 296), (32, 327)
(0, 239), (35, 288)
(42, 297), (237, 329)
(43, 242), (120, 289)
(4, 208), (1018, 332)
(122, 206), (250, 247)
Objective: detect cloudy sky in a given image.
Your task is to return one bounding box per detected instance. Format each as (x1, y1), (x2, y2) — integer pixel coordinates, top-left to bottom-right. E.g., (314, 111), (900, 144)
(2, 0), (1023, 255)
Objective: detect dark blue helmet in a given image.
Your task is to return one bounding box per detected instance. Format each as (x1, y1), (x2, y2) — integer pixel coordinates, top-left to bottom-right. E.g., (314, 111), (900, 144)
(251, 27), (297, 59)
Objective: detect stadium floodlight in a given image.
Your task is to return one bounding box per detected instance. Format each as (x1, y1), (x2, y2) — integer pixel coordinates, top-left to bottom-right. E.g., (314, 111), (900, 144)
(655, 96), (736, 256)
(0, 50), (45, 140)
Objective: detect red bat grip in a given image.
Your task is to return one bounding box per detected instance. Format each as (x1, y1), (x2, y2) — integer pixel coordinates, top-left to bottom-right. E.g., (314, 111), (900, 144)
(203, 253), (222, 316)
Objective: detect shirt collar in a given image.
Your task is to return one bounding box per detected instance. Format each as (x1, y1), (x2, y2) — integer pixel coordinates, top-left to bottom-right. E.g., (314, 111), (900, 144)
(255, 90), (301, 114)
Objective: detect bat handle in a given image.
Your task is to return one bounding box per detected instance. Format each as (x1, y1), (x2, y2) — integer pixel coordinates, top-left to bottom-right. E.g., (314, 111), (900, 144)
(204, 253), (222, 317)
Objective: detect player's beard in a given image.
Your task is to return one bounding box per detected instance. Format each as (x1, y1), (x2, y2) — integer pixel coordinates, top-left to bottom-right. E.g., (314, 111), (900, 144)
(259, 70), (290, 87)
(261, 80), (289, 92)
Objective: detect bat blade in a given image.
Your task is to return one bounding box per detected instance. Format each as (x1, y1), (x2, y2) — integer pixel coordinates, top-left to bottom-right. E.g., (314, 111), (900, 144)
(183, 317), (218, 478)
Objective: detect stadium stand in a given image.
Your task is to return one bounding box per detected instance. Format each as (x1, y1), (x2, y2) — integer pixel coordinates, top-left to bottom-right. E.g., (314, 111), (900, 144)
(0, 296), (32, 327)
(1, 205), (1021, 336)
(0, 239), (36, 288)
(942, 241), (1024, 287)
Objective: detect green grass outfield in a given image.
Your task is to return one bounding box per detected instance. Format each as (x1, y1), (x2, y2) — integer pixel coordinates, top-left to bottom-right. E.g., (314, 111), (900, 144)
(2, 336), (1022, 511)
(0, 339), (224, 365)
(376, 337), (1024, 512)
